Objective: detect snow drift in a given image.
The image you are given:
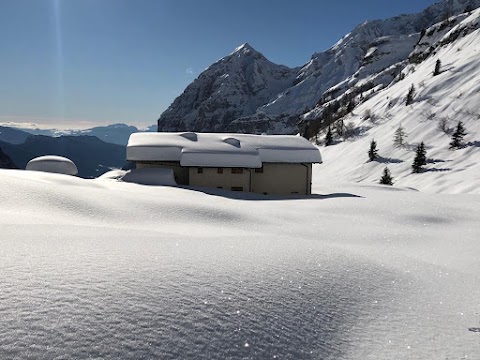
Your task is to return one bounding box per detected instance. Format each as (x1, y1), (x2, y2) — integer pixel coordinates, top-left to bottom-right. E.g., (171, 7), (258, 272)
(26, 155), (78, 175)
(0, 169), (478, 359)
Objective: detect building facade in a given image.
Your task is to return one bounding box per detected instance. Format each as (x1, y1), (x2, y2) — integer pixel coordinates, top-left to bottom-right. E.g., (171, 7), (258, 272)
(128, 132), (321, 196)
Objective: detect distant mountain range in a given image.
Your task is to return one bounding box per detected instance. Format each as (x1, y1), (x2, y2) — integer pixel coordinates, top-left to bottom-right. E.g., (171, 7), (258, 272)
(0, 135), (126, 178)
(157, 0), (480, 134)
(2, 123), (156, 146)
(0, 146), (17, 169)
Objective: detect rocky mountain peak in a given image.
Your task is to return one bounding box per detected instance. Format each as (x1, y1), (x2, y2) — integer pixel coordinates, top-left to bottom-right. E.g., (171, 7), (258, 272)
(157, 0), (480, 135)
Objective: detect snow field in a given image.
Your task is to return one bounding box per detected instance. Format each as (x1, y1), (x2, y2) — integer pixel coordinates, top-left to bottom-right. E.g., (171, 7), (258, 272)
(0, 169), (478, 359)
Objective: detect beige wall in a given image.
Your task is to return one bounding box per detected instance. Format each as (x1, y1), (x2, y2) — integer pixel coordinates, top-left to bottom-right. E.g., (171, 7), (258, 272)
(136, 161), (189, 185)
(189, 167), (251, 192)
(252, 163), (311, 196)
(135, 161), (312, 196)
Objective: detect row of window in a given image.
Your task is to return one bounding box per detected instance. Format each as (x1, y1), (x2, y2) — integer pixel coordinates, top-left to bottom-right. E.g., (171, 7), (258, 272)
(197, 167), (264, 174)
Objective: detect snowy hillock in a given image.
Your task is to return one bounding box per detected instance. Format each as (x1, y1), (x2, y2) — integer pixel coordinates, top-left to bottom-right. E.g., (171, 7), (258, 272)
(157, 0), (480, 134)
(313, 8), (480, 194)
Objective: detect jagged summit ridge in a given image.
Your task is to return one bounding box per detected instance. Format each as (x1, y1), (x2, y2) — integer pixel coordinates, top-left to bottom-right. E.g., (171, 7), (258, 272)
(157, 0), (480, 134)
(157, 43), (297, 132)
(231, 43), (256, 55)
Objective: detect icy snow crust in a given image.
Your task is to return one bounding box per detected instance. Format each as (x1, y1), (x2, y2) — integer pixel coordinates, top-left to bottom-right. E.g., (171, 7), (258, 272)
(25, 155), (78, 175)
(0, 169), (479, 359)
(127, 132), (322, 167)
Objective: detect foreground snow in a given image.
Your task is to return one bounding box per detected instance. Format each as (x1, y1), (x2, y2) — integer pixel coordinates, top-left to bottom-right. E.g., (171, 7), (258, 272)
(0, 169), (479, 359)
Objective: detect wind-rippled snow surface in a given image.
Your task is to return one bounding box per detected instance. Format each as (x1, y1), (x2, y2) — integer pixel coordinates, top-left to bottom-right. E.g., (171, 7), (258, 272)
(0, 170), (479, 359)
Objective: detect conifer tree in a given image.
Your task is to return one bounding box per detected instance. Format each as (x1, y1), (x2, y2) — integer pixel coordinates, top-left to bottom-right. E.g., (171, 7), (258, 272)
(405, 85), (416, 105)
(379, 167), (394, 185)
(433, 59), (442, 76)
(393, 125), (408, 147)
(412, 142), (427, 173)
(368, 139), (379, 162)
(449, 121), (467, 149)
(325, 126), (333, 146)
(347, 100), (356, 113)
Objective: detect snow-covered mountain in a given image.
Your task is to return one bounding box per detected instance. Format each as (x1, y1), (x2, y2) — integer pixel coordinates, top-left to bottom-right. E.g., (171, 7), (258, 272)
(157, 43), (298, 133)
(157, 0), (480, 134)
(314, 7), (480, 194)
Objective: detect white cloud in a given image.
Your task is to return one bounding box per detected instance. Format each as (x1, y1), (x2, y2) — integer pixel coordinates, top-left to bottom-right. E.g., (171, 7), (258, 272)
(185, 67), (194, 75)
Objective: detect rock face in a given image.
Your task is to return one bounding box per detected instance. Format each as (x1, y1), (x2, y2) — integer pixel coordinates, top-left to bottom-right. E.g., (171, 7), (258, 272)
(157, 0), (480, 134)
(158, 43), (298, 133)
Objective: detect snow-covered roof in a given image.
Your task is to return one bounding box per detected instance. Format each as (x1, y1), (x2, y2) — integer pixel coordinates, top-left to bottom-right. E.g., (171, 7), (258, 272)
(26, 155), (78, 175)
(127, 132), (322, 168)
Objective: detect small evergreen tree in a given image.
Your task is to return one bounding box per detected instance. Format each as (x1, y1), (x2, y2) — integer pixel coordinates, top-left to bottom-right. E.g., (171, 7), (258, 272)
(433, 59), (442, 76)
(368, 139), (379, 162)
(449, 121), (467, 149)
(412, 142), (427, 173)
(405, 85), (416, 105)
(347, 100), (356, 113)
(325, 126), (333, 146)
(393, 125), (408, 147)
(379, 167), (394, 185)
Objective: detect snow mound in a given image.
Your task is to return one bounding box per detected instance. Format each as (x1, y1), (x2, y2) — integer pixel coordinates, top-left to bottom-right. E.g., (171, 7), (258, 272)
(120, 168), (177, 186)
(26, 155), (78, 176)
(97, 169), (128, 180)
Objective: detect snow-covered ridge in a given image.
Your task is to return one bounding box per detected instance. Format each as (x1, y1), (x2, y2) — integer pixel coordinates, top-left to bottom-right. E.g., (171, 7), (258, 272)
(313, 8), (480, 194)
(157, 0), (480, 134)
(157, 42), (297, 133)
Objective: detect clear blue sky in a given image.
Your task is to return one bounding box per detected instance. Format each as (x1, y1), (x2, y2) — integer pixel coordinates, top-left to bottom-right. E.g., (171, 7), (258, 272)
(0, 0), (440, 129)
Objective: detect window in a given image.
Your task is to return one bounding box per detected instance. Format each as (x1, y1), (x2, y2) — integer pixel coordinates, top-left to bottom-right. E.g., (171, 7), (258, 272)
(255, 167), (264, 173)
(197, 167), (203, 174)
(263, 192), (268, 195)
(231, 168), (243, 174)
(231, 186), (243, 192)
(217, 168), (223, 174)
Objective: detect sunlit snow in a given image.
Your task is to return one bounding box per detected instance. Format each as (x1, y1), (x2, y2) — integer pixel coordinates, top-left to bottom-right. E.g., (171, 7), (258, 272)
(0, 169), (478, 359)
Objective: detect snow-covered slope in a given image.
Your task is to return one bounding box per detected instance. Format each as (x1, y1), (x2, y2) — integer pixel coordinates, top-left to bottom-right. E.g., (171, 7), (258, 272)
(157, 43), (297, 133)
(157, 0), (480, 134)
(268, 0), (480, 118)
(0, 169), (478, 359)
(313, 8), (480, 194)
